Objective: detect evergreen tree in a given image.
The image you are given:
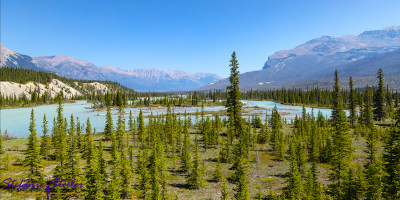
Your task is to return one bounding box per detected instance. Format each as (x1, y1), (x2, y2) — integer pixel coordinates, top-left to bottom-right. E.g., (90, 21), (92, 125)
(84, 118), (93, 161)
(180, 125), (191, 172)
(383, 108), (400, 199)
(221, 178), (229, 200)
(54, 97), (67, 166)
(149, 139), (162, 200)
(285, 139), (303, 200)
(233, 158), (249, 200)
(65, 115), (84, 198)
(373, 68), (386, 121)
(349, 77), (357, 127)
(104, 106), (114, 140)
(138, 110), (146, 145)
(271, 105), (284, 159)
(85, 144), (104, 199)
(364, 125), (383, 200)
(24, 109), (44, 182)
(329, 70), (353, 200)
(108, 151), (122, 199)
(116, 105), (125, 148)
(213, 157), (223, 182)
(120, 142), (133, 199)
(226, 51), (243, 135)
(187, 136), (204, 189)
(40, 114), (51, 159)
(98, 140), (107, 180)
(304, 163), (325, 200)
(137, 149), (150, 199)
(342, 168), (365, 199)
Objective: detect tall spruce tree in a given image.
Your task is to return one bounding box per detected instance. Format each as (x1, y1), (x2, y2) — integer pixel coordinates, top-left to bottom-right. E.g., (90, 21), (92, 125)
(233, 157), (249, 200)
(285, 138), (303, 200)
(85, 144), (104, 199)
(25, 109), (44, 182)
(383, 108), (400, 199)
(104, 106), (114, 140)
(187, 136), (204, 189)
(373, 68), (386, 121)
(180, 125), (191, 172)
(40, 114), (51, 159)
(84, 118), (93, 161)
(138, 109), (145, 145)
(226, 51), (243, 135)
(349, 77), (357, 127)
(364, 125), (383, 200)
(329, 70), (353, 200)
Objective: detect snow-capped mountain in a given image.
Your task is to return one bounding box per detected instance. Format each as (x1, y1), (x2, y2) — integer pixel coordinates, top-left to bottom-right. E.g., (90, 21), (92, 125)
(200, 26), (400, 90)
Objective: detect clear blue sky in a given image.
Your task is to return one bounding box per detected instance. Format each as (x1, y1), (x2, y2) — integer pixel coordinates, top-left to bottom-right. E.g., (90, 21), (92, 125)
(2, 0), (400, 78)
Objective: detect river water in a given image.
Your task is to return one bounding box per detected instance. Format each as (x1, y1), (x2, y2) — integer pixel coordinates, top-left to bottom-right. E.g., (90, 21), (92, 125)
(1, 100), (345, 138)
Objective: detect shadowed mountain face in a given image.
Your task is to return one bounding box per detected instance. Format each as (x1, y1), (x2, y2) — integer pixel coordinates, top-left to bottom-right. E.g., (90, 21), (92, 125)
(0, 44), (221, 92)
(199, 26), (400, 90)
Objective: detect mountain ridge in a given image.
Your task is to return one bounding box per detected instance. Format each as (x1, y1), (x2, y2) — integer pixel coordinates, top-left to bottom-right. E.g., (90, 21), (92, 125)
(199, 26), (400, 91)
(0, 43), (222, 91)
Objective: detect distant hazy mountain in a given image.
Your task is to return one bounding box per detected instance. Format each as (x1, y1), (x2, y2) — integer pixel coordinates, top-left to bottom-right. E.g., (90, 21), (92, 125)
(0, 43), (221, 91)
(199, 26), (400, 90)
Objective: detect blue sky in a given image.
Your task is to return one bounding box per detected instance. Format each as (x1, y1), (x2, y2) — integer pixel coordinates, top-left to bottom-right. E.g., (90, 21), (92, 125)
(2, 0), (400, 77)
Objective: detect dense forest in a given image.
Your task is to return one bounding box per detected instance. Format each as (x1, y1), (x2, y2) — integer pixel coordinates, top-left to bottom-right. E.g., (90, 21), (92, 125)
(1, 53), (400, 199)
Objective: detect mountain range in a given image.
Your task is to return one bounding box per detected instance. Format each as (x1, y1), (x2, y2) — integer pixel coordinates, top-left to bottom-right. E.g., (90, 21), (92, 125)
(2, 26), (400, 92)
(200, 26), (400, 90)
(0, 43), (222, 92)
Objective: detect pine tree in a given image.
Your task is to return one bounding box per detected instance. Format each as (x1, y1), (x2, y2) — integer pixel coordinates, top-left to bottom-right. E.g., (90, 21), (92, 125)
(138, 109), (146, 145)
(180, 125), (191, 172)
(120, 142), (133, 199)
(226, 51), (243, 135)
(383, 108), (400, 199)
(271, 105), (284, 159)
(233, 158), (249, 200)
(98, 140), (107, 180)
(84, 118), (93, 161)
(373, 68), (386, 121)
(285, 139), (303, 200)
(149, 139), (162, 200)
(221, 178), (229, 200)
(116, 105), (125, 149)
(54, 98), (67, 166)
(329, 70), (353, 200)
(137, 149), (150, 199)
(349, 77), (357, 127)
(65, 115), (84, 198)
(108, 150), (122, 199)
(304, 163), (325, 200)
(85, 144), (104, 199)
(40, 114), (51, 159)
(24, 109), (44, 182)
(213, 157), (223, 182)
(364, 125), (383, 200)
(187, 136), (204, 189)
(104, 106), (114, 140)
